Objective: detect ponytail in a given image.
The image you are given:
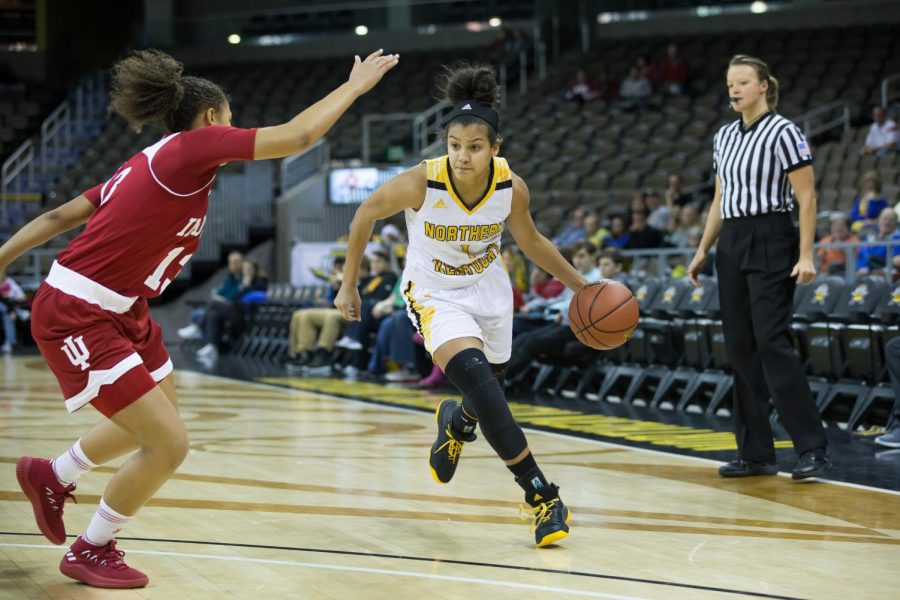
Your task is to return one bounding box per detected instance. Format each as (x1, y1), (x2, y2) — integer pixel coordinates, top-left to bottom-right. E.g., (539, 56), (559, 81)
(109, 49), (227, 133)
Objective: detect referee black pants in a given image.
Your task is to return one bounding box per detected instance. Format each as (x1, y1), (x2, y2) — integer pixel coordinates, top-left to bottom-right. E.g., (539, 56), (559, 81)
(716, 212), (827, 462)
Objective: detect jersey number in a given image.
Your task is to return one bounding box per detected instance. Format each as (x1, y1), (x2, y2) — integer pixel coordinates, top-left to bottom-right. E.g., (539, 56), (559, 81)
(145, 247), (193, 293)
(460, 244), (476, 259)
(100, 167), (132, 206)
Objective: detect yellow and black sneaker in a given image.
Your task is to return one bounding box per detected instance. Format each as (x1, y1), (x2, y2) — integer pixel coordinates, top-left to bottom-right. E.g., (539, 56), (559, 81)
(520, 483), (571, 547)
(429, 399), (476, 484)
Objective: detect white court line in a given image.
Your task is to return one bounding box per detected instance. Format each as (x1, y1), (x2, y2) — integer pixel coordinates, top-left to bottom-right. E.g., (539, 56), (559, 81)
(0, 542), (651, 600)
(197, 371), (900, 497)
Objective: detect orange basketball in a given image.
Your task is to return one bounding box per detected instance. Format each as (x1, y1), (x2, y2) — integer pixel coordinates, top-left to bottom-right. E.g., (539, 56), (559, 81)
(568, 281), (639, 350)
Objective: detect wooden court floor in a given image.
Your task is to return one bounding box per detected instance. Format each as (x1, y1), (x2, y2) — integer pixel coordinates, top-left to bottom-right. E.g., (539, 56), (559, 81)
(1, 356), (899, 600)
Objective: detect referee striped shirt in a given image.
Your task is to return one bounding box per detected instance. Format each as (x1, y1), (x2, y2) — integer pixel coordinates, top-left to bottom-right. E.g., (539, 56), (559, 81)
(712, 111), (813, 219)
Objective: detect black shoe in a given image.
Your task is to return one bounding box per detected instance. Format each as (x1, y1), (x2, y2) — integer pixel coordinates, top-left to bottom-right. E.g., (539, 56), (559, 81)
(287, 352), (312, 367)
(718, 459), (779, 478)
(521, 483), (570, 547)
(429, 399), (476, 484)
(305, 353), (332, 369)
(792, 448), (831, 480)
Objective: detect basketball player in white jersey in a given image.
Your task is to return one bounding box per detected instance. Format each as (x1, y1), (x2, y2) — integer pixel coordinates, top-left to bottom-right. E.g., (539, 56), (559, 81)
(334, 64), (589, 547)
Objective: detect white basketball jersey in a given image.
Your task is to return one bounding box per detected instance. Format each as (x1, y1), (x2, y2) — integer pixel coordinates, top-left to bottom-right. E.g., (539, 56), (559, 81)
(404, 155), (514, 290)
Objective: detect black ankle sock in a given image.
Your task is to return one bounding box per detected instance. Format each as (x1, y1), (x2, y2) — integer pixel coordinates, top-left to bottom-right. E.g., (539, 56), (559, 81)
(508, 453), (550, 492)
(451, 405), (477, 435)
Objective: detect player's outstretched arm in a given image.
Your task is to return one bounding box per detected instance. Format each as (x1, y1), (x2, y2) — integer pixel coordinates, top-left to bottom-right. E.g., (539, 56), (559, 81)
(0, 195), (95, 273)
(334, 164), (425, 320)
(253, 49), (399, 160)
(507, 175), (588, 292)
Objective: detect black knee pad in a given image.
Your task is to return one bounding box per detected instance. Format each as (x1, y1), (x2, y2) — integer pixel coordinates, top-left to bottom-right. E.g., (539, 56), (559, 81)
(444, 349), (526, 461)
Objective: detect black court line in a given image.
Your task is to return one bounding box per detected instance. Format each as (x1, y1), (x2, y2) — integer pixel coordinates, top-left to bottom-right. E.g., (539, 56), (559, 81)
(0, 531), (805, 599)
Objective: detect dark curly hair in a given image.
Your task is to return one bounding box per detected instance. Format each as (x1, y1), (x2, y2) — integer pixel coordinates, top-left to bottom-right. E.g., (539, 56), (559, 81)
(109, 49), (228, 133)
(438, 62), (501, 145)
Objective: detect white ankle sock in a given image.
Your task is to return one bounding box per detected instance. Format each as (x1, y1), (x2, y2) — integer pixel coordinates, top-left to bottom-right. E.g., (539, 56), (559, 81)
(51, 439), (97, 485)
(83, 497), (132, 546)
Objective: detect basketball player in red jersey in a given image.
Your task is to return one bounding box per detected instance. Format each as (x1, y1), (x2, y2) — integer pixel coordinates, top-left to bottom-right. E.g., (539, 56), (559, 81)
(0, 48), (398, 589)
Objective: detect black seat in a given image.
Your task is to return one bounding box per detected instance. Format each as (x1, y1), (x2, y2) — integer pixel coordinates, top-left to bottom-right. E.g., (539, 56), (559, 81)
(794, 277), (847, 377)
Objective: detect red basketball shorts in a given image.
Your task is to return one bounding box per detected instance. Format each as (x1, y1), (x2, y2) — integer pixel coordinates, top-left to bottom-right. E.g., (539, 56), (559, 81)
(30, 262), (172, 418)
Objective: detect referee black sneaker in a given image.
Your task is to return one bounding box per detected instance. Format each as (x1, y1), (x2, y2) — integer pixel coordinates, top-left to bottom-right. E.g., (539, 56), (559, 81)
(429, 399), (476, 484)
(718, 459), (779, 478)
(520, 483), (571, 547)
(791, 448), (831, 480)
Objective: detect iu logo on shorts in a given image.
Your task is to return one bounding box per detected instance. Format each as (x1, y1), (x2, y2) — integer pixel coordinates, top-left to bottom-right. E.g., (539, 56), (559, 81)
(61, 336), (91, 371)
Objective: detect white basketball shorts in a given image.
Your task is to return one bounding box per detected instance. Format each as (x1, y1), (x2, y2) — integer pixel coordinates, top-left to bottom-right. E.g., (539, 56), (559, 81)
(401, 263), (514, 363)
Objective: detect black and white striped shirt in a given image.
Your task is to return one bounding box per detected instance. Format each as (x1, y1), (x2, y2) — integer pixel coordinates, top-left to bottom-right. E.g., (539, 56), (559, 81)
(712, 112), (813, 220)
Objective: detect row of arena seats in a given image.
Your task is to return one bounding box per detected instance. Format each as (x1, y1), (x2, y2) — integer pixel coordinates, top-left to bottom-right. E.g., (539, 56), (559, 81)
(224, 274), (899, 431)
(516, 273), (900, 432)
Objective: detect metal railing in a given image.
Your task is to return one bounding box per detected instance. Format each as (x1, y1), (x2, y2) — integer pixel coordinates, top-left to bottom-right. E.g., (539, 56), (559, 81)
(795, 100), (850, 139)
(6, 248), (58, 291)
(1, 72), (107, 226)
(360, 112), (419, 164)
(0, 140), (35, 224)
(881, 73), (900, 107)
(621, 239), (898, 284)
(412, 101), (450, 159)
(280, 138), (330, 193)
(40, 101), (72, 171)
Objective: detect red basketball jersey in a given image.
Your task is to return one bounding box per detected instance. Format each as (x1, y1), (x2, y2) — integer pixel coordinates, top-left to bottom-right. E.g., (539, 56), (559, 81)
(56, 125), (257, 298)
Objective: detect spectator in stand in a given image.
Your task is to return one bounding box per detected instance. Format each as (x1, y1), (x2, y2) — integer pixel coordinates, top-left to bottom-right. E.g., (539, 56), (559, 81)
(583, 212), (609, 247)
(196, 258), (268, 363)
(603, 214), (630, 248)
(619, 66), (653, 109)
(817, 214), (858, 274)
(666, 203), (702, 248)
(849, 170), (890, 236)
(856, 208), (900, 275)
(860, 106), (897, 157)
(565, 68), (598, 104)
(597, 248), (628, 284)
(364, 267), (422, 383)
(635, 54), (656, 85)
(552, 207), (587, 248)
(626, 209), (664, 249)
(513, 255), (570, 337)
(506, 242), (599, 381)
(502, 245), (529, 310)
(178, 250), (243, 341)
(645, 189), (672, 232)
(659, 43), (690, 96)
(335, 250), (399, 378)
(630, 191), (647, 215)
(288, 255), (370, 370)
(0, 269), (25, 353)
(619, 65), (652, 110)
(664, 173), (694, 210)
(379, 223), (405, 247)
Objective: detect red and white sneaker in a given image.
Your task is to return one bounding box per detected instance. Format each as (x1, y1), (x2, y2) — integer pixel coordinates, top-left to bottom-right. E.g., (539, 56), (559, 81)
(60, 537), (149, 589)
(16, 456), (76, 545)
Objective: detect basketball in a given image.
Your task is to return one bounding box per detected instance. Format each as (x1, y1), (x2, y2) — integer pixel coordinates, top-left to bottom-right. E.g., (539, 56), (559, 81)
(569, 281), (639, 350)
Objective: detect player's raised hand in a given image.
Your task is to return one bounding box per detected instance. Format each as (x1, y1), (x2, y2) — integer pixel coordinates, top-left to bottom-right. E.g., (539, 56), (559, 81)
(334, 283), (362, 322)
(348, 49), (400, 95)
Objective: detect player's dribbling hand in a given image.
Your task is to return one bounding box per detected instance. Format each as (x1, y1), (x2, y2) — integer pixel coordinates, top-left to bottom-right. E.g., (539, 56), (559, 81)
(687, 249), (707, 288)
(348, 49), (400, 95)
(334, 284), (362, 321)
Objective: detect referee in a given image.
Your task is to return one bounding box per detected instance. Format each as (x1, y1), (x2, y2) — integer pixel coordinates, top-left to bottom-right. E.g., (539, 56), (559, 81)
(688, 55), (831, 480)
